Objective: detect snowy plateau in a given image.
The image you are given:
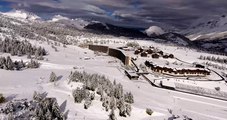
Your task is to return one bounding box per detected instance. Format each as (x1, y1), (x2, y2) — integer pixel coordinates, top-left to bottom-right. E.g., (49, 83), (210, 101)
(0, 10), (227, 120)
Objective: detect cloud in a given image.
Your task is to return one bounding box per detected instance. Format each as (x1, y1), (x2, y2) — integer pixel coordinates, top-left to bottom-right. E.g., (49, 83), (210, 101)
(1, 0), (227, 29)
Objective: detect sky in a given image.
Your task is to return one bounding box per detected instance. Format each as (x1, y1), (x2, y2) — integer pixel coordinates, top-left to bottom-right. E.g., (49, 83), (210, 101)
(0, 0), (227, 29)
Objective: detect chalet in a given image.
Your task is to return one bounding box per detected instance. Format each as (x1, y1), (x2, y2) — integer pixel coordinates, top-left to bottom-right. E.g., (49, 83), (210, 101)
(138, 48), (144, 52)
(152, 53), (160, 59)
(134, 50), (141, 55)
(141, 52), (148, 57)
(163, 54), (169, 59)
(125, 70), (139, 80)
(157, 51), (164, 56)
(146, 49), (154, 54)
(168, 54), (174, 58)
(149, 46), (155, 49)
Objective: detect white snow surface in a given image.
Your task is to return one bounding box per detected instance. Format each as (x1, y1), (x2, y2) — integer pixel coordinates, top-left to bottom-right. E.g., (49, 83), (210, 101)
(0, 37), (227, 120)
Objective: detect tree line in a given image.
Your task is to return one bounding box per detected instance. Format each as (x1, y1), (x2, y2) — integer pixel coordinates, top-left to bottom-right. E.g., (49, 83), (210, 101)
(199, 55), (227, 64)
(0, 38), (47, 60)
(0, 56), (40, 70)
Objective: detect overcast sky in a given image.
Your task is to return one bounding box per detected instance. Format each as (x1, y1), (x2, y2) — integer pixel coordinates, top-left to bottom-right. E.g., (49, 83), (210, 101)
(1, 0), (227, 29)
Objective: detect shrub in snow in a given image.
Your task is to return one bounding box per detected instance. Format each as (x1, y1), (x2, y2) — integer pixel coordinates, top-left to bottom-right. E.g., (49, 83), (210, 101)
(0, 94), (5, 103)
(145, 26), (164, 36)
(215, 87), (220, 91)
(146, 108), (153, 115)
(49, 72), (57, 82)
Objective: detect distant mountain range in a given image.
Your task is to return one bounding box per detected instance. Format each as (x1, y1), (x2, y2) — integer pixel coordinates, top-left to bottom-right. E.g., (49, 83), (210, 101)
(184, 15), (227, 41)
(84, 22), (149, 38)
(0, 10), (226, 54)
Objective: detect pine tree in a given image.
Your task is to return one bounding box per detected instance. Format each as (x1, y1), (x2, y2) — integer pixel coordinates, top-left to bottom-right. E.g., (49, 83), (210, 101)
(118, 98), (126, 117)
(109, 97), (116, 110)
(124, 92), (134, 104)
(125, 104), (131, 116)
(84, 98), (92, 109)
(6, 56), (14, 70)
(109, 108), (117, 120)
(49, 72), (57, 82)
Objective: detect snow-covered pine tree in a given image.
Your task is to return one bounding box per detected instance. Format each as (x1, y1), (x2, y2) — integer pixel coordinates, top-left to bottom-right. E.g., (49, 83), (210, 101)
(49, 72), (57, 82)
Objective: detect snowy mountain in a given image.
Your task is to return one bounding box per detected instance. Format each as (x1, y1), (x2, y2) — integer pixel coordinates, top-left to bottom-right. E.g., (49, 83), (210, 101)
(184, 15), (227, 41)
(153, 32), (193, 46)
(84, 22), (149, 38)
(145, 26), (165, 36)
(50, 15), (90, 30)
(51, 15), (70, 22)
(1, 10), (41, 21)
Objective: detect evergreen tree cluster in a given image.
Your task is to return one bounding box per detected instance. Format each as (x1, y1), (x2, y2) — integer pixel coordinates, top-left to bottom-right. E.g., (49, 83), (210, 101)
(69, 71), (134, 118)
(33, 93), (64, 120)
(0, 92), (65, 120)
(202, 62), (227, 70)
(0, 38), (47, 59)
(199, 55), (227, 64)
(0, 56), (40, 70)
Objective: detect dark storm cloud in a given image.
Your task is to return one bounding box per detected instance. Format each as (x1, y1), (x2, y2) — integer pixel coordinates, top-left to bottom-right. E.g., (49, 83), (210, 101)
(1, 0), (227, 29)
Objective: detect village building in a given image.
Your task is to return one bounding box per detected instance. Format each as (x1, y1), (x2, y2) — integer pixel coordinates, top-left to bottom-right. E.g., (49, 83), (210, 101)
(125, 70), (139, 80)
(157, 51), (164, 56)
(169, 54), (174, 58)
(144, 61), (211, 77)
(146, 49), (154, 54)
(134, 49), (141, 55)
(152, 53), (160, 59)
(141, 52), (148, 57)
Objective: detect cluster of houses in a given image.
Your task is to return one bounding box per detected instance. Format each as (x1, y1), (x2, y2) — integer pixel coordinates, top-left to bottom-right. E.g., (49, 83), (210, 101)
(134, 47), (174, 59)
(145, 61), (211, 77)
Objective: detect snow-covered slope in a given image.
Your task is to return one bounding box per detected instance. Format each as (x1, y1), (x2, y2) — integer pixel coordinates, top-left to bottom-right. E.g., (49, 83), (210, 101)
(154, 32), (193, 46)
(184, 15), (227, 41)
(2, 10), (41, 21)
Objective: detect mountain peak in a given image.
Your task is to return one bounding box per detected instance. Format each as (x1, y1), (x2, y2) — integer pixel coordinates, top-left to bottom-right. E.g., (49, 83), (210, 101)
(1, 9), (40, 20)
(51, 15), (70, 22)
